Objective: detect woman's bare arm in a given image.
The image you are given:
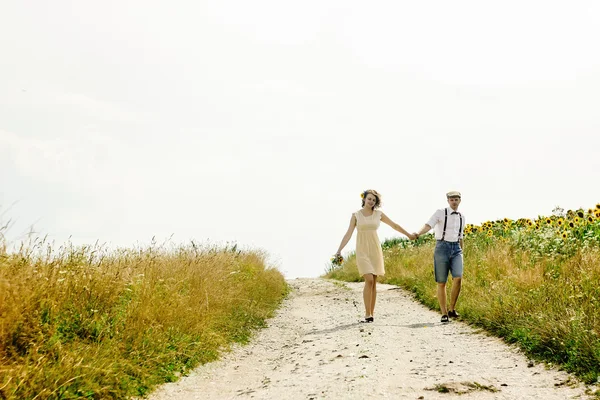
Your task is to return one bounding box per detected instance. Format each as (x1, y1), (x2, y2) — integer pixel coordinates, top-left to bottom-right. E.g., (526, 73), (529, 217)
(336, 214), (357, 254)
(381, 213), (416, 240)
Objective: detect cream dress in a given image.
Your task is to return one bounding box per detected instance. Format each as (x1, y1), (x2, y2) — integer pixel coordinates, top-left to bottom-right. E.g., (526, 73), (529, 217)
(354, 209), (385, 276)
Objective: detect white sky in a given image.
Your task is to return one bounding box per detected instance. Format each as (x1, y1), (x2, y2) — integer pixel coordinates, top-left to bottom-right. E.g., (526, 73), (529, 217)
(1, 1), (599, 278)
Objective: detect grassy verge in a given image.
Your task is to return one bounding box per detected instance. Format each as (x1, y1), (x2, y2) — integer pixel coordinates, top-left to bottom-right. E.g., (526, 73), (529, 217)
(0, 238), (288, 399)
(326, 235), (600, 385)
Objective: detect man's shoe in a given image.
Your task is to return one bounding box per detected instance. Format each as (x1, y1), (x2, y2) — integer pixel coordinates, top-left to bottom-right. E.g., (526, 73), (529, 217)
(448, 310), (460, 319)
(441, 315), (449, 323)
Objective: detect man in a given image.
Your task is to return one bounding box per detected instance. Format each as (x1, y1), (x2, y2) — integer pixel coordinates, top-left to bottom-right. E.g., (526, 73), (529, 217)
(414, 191), (465, 323)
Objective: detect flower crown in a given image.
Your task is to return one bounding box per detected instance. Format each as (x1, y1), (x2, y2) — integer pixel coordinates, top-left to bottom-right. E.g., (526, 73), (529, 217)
(360, 190), (382, 207)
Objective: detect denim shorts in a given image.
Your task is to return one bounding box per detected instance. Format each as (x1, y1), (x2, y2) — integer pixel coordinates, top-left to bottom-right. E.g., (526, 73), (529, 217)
(434, 240), (463, 283)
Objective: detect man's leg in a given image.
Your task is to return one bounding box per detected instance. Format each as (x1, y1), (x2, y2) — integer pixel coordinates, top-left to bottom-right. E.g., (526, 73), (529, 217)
(448, 245), (464, 317)
(434, 242), (450, 321)
(449, 277), (462, 312)
(437, 283), (448, 315)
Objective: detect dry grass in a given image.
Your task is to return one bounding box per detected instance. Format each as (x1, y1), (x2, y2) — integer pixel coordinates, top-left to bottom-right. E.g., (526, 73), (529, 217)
(326, 238), (600, 384)
(0, 237), (287, 399)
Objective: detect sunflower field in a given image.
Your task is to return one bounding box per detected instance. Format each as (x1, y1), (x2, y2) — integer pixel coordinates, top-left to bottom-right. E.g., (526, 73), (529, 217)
(465, 203), (600, 257)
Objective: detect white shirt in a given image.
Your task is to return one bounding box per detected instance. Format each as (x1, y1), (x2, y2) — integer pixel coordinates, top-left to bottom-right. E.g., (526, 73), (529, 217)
(426, 208), (465, 242)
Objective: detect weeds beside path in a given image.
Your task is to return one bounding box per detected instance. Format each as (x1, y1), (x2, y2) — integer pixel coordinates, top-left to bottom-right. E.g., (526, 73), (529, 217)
(0, 241), (287, 399)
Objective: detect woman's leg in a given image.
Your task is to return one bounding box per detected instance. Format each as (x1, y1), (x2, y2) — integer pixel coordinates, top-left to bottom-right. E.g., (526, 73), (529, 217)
(363, 274), (374, 317)
(370, 276), (377, 317)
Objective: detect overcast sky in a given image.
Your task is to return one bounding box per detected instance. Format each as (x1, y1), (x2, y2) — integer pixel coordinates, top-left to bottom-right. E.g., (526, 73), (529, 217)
(1, 1), (599, 278)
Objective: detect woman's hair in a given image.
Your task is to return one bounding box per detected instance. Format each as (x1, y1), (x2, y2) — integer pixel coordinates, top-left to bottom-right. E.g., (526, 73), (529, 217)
(361, 189), (382, 210)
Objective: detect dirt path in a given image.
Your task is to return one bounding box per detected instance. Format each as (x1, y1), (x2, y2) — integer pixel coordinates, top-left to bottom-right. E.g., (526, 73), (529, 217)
(148, 278), (594, 399)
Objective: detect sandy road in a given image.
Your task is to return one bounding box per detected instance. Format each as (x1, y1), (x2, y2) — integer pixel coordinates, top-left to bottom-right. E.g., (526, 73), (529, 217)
(148, 278), (594, 399)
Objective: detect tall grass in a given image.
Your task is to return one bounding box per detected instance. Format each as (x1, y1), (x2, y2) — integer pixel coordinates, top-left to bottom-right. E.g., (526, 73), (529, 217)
(0, 235), (288, 399)
(326, 213), (600, 384)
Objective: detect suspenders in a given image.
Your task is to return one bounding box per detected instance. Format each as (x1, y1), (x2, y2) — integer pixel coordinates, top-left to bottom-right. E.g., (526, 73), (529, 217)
(441, 208), (463, 242)
(441, 208), (449, 241)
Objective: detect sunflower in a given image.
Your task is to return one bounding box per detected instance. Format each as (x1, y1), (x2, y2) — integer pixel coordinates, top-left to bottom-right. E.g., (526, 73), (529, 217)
(588, 208), (594, 215)
(487, 230), (493, 237)
(588, 216), (594, 223)
(527, 220), (534, 226)
(561, 231), (568, 239)
(596, 211), (600, 218)
(575, 217), (581, 224)
(545, 218), (553, 225)
(557, 218), (564, 226)
(596, 203), (600, 210)
(569, 221), (575, 228)
(577, 210), (585, 218)
(331, 254), (344, 266)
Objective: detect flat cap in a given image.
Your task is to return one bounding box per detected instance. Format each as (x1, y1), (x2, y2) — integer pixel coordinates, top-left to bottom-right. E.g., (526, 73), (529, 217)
(446, 191), (462, 198)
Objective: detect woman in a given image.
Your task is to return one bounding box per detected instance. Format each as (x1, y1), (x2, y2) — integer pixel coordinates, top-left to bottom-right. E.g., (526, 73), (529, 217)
(335, 189), (415, 323)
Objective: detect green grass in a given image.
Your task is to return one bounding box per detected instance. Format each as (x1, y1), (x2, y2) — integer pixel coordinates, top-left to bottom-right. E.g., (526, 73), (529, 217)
(0, 238), (288, 399)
